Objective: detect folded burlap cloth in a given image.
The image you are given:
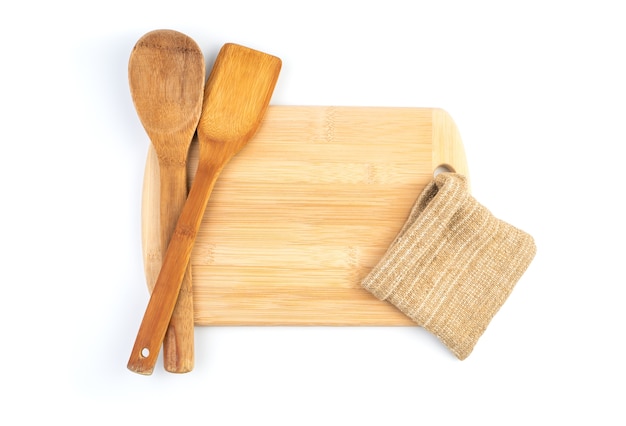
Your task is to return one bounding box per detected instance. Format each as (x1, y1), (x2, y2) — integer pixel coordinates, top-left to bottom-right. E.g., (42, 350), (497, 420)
(362, 173), (536, 359)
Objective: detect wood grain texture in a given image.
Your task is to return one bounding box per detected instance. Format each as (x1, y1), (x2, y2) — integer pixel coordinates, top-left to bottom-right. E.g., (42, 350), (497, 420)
(142, 106), (469, 326)
(128, 29), (204, 373)
(129, 43), (281, 374)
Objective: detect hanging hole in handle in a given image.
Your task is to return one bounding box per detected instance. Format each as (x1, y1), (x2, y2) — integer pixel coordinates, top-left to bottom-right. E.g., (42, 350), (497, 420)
(140, 348), (150, 358)
(434, 164), (456, 177)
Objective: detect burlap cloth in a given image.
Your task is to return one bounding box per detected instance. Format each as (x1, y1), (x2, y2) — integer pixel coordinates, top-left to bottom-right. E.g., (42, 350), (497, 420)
(362, 173), (536, 359)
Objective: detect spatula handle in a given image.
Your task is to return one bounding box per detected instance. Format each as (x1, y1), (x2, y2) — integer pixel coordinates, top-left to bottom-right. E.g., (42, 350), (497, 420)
(128, 156), (221, 375)
(157, 163), (194, 373)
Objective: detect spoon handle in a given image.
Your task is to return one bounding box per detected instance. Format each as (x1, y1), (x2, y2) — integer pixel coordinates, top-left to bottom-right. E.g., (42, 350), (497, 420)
(128, 150), (221, 375)
(156, 162), (194, 373)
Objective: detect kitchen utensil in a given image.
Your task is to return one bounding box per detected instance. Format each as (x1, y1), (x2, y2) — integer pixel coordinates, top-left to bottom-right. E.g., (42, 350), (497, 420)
(128, 43), (281, 374)
(128, 29), (204, 373)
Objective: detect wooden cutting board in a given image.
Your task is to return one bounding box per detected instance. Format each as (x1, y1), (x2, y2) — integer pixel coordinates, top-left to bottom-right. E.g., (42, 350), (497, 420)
(141, 106), (468, 325)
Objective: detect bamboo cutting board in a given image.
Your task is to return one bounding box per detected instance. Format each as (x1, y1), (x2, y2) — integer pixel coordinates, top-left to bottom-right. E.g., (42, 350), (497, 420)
(141, 106), (468, 325)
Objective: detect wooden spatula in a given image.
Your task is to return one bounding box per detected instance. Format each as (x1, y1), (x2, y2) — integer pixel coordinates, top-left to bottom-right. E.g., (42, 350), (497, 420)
(128, 43), (282, 375)
(128, 29), (204, 373)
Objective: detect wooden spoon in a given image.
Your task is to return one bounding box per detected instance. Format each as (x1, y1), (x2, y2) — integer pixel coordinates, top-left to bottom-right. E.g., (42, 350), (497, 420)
(128, 29), (204, 373)
(128, 43), (282, 375)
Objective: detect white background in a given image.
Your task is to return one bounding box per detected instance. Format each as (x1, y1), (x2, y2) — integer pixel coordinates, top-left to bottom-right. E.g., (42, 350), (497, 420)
(2, 1), (624, 424)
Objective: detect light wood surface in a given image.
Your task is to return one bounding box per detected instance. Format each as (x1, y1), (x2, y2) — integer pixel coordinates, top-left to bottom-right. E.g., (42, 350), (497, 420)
(128, 29), (204, 373)
(142, 106), (469, 326)
(129, 43), (281, 374)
